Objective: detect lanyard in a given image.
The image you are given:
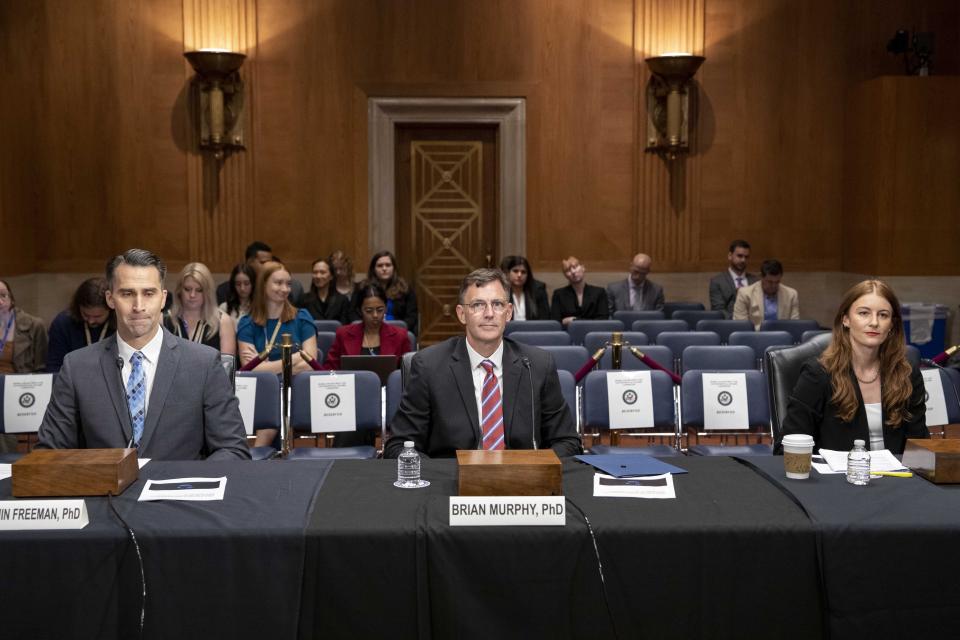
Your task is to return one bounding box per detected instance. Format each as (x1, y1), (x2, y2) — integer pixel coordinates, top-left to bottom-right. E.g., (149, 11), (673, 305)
(174, 316), (208, 343)
(0, 312), (15, 354)
(83, 322), (109, 346)
(262, 317), (284, 355)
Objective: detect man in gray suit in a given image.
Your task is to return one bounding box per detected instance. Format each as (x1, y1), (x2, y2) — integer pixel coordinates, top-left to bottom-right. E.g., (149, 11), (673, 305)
(606, 253), (665, 315)
(38, 249), (250, 460)
(708, 239), (759, 318)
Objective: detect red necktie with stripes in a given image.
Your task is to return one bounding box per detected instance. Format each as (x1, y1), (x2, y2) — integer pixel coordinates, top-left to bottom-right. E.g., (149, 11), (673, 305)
(480, 360), (505, 450)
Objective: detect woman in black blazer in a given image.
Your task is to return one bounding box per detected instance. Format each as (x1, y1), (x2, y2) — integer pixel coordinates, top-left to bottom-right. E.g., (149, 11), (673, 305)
(299, 257), (352, 325)
(499, 255), (550, 321)
(778, 280), (928, 454)
(365, 251), (418, 332)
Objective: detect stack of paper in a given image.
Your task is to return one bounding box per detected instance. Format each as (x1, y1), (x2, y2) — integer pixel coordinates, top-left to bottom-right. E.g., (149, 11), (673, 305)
(818, 448), (908, 473)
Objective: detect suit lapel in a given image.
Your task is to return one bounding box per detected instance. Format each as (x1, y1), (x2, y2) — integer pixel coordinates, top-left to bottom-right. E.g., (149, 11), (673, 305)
(501, 341), (522, 442)
(138, 330), (180, 453)
(450, 338), (482, 443)
(100, 337), (133, 443)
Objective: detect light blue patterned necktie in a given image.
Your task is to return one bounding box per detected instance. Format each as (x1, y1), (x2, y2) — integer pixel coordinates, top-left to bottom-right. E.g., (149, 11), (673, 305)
(126, 351), (146, 446)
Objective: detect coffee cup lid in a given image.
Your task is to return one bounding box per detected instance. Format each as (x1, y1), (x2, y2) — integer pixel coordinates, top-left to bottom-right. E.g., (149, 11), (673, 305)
(782, 434), (814, 446)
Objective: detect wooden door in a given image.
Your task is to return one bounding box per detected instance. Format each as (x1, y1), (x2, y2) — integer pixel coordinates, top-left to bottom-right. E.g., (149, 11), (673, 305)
(396, 124), (498, 346)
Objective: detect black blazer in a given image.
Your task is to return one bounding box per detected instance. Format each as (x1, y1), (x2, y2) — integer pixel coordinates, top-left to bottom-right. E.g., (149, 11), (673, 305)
(384, 336), (581, 459)
(509, 280), (551, 321)
(777, 358), (928, 454)
(299, 289), (352, 325)
(550, 284), (610, 322)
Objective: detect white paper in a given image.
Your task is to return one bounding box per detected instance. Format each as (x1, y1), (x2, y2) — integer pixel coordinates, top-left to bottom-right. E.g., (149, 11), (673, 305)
(138, 458), (150, 469)
(3, 374), (54, 433)
(139, 476), (227, 502)
(702, 372), (749, 430)
(811, 456), (845, 475)
(819, 448), (907, 473)
(922, 369), (949, 427)
(309, 375), (356, 433)
(606, 370), (654, 429)
(234, 376), (258, 436)
(593, 473), (676, 499)
(0, 464), (10, 480)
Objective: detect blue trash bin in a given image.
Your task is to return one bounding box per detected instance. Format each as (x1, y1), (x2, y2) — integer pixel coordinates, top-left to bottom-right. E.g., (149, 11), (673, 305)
(901, 303), (948, 359)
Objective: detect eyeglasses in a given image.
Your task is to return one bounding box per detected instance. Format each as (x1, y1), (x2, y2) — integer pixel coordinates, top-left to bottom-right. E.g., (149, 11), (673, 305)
(462, 299), (510, 315)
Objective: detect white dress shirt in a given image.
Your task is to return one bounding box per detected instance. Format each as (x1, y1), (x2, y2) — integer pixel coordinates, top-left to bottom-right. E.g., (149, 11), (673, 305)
(465, 339), (505, 434)
(511, 293), (527, 321)
(116, 325), (165, 416)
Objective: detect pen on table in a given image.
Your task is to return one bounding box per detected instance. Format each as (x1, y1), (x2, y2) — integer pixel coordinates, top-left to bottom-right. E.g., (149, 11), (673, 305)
(869, 470), (913, 478)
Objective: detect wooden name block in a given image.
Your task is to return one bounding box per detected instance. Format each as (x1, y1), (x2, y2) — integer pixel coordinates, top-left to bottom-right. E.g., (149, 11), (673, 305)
(902, 438), (960, 484)
(12, 449), (139, 497)
(456, 449), (563, 496)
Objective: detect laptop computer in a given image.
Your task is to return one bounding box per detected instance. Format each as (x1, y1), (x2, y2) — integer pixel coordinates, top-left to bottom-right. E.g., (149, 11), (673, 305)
(340, 355), (398, 386)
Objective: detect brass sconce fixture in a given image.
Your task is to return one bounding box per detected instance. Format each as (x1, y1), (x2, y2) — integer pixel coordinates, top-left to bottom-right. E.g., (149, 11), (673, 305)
(644, 53), (705, 160)
(184, 49), (247, 159)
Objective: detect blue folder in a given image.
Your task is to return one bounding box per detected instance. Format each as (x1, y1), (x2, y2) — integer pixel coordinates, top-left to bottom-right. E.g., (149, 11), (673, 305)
(575, 454), (688, 478)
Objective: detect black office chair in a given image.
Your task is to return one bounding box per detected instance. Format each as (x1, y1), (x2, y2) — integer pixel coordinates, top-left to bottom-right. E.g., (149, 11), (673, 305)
(765, 333), (831, 445)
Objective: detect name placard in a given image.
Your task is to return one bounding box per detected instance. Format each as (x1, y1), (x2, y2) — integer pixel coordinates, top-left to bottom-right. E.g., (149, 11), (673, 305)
(310, 375), (356, 433)
(922, 369), (949, 427)
(449, 496), (565, 526)
(702, 372), (749, 429)
(0, 499), (89, 530)
(234, 376), (258, 436)
(606, 370), (654, 429)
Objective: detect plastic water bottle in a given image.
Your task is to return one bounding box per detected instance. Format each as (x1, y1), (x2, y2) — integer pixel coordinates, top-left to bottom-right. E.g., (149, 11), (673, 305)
(395, 441), (422, 488)
(846, 439), (871, 486)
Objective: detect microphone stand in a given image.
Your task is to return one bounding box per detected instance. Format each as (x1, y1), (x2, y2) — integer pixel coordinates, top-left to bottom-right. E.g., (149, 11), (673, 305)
(281, 333), (293, 456)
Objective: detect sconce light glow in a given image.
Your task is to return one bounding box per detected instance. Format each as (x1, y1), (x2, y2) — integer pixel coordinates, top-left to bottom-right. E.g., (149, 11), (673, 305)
(184, 50), (247, 159)
(644, 53), (705, 160)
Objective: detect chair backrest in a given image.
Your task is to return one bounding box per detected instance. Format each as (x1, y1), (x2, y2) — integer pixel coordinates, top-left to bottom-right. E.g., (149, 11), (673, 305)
(290, 370), (382, 435)
(801, 329), (831, 343)
(235, 371), (281, 449)
(696, 319), (754, 344)
(673, 309), (725, 328)
(728, 331), (794, 369)
(662, 302), (705, 318)
(0, 373), (56, 436)
(510, 331), (572, 347)
(385, 369), (403, 430)
(682, 345), (757, 374)
(315, 331), (336, 363)
(567, 320), (625, 346)
(583, 331), (649, 355)
(407, 331), (418, 351)
(598, 344), (674, 372)
(556, 370), (578, 429)
(582, 369), (676, 432)
(386, 319), (407, 330)
(613, 310), (665, 325)
(219, 354), (237, 392)
(631, 319), (689, 342)
(681, 370), (770, 434)
(759, 319), (822, 343)
(904, 344), (921, 369)
(655, 331), (721, 371)
(540, 346), (591, 375)
(504, 320), (563, 335)
(765, 333), (832, 441)
(313, 319), (341, 334)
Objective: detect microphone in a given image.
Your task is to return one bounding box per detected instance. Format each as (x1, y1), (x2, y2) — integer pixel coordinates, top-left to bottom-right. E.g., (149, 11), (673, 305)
(931, 345), (959, 366)
(521, 356), (537, 450)
(116, 357), (136, 449)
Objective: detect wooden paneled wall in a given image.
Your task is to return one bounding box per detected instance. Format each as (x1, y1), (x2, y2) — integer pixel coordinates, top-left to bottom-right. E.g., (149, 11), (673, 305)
(1, 0), (958, 277)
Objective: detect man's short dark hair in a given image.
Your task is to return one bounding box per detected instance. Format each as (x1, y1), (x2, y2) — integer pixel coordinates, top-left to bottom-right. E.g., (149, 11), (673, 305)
(458, 268), (510, 304)
(760, 259), (783, 277)
(105, 249), (167, 289)
(729, 239), (751, 253)
(244, 241), (272, 261)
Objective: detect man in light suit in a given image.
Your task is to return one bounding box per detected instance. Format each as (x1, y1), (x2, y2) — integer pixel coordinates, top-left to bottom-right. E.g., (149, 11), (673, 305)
(38, 249), (250, 460)
(385, 268), (580, 459)
(709, 239), (758, 318)
(733, 259), (800, 330)
(606, 253), (665, 316)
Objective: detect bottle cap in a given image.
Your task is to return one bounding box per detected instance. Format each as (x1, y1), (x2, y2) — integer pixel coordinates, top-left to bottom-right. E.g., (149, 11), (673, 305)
(404, 441), (415, 448)
(853, 439), (865, 447)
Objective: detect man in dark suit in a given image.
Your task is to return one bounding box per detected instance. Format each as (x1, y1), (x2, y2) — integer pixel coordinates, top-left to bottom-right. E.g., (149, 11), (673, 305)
(709, 239), (759, 318)
(550, 256), (610, 326)
(38, 249), (250, 460)
(385, 268), (581, 459)
(216, 240), (303, 305)
(606, 253), (665, 315)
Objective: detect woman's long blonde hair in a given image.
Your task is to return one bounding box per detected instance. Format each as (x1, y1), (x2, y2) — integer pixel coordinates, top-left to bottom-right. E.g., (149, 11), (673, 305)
(170, 262), (220, 338)
(819, 279), (913, 425)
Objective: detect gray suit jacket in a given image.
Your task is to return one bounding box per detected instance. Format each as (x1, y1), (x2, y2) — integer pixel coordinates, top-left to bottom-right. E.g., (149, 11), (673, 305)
(37, 329), (250, 460)
(606, 278), (665, 315)
(709, 271), (758, 318)
(384, 336), (581, 459)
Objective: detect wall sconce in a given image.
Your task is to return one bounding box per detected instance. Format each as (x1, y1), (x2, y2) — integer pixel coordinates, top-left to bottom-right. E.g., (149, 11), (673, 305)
(184, 49), (247, 160)
(644, 53), (705, 160)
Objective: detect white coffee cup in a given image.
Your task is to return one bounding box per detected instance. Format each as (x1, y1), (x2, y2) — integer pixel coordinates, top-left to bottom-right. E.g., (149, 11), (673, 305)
(782, 434), (815, 479)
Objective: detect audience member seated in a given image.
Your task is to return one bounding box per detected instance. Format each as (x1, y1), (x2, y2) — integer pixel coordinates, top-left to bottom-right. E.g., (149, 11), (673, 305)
(329, 249), (360, 304)
(499, 255), (550, 321)
(238, 261), (318, 447)
(777, 280), (928, 454)
(216, 240), (302, 305)
(299, 257), (351, 325)
(365, 251), (418, 332)
(733, 259), (799, 330)
(0, 278), (48, 454)
(606, 253), (665, 314)
(218, 263), (255, 322)
(550, 256), (610, 326)
(163, 262), (236, 357)
(46, 277), (115, 373)
(709, 239), (758, 318)
(324, 281), (412, 448)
